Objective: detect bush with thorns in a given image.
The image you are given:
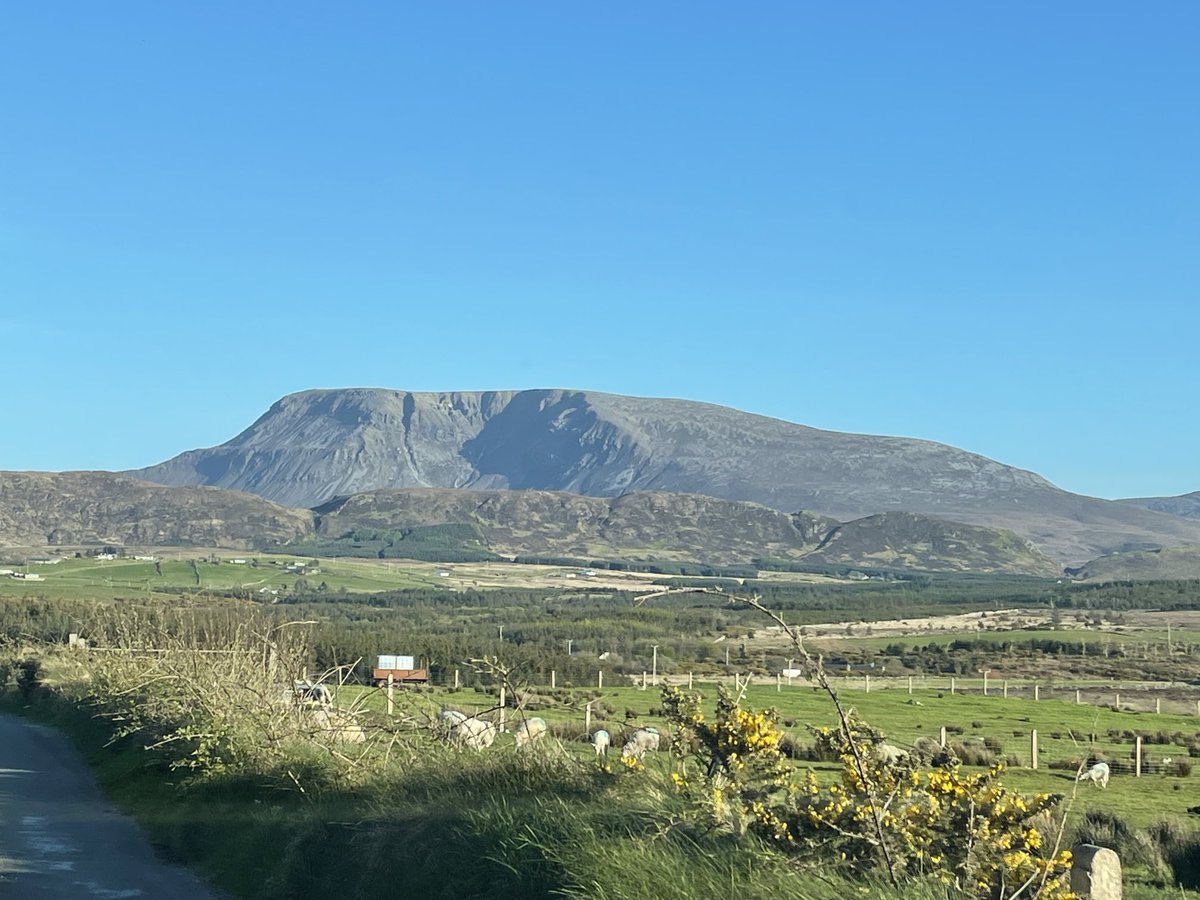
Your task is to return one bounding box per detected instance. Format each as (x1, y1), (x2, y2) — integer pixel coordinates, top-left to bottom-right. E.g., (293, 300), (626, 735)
(661, 685), (1073, 898)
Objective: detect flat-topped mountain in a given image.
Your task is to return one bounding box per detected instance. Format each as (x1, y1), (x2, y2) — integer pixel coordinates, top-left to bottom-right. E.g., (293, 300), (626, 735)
(132, 388), (1200, 565)
(0, 472), (313, 549)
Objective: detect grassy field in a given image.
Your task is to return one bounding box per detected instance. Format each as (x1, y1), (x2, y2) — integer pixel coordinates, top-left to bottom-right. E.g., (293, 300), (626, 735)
(343, 681), (1200, 830)
(0, 553), (688, 601)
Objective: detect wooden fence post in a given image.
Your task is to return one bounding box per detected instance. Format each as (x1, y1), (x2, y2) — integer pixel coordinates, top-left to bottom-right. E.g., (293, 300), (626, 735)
(453, 667), (460, 689)
(1034, 684), (1040, 701)
(499, 684), (506, 733)
(688, 671), (694, 689)
(1031, 730), (1038, 770)
(387, 673), (394, 716)
(865, 674), (870, 693)
(598, 670), (603, 689)
(940, 726), (947, 748)
(1135, 736), (1143, 777)
(551, 670), (556, 690)
(1003, 680), (1009, 699)
(950, 677), (956, 695)
(908, 676), (913, 695)
(1076, 689), (1081, 705)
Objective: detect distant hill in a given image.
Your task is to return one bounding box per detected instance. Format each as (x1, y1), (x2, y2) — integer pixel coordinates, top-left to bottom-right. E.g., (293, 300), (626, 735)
(1069, 545), (1200, 581)
(1117, 491), (1200, 520)
(131, 388), (1200, 564)
(309, 488), (1060, 576)
(0, 472), (313, 550)
(0, 475), (1062, 576)
(800, 511), (1061, 577)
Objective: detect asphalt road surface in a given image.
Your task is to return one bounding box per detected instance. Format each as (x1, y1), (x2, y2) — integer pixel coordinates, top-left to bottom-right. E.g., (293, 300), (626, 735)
(0, 712), (224, 899)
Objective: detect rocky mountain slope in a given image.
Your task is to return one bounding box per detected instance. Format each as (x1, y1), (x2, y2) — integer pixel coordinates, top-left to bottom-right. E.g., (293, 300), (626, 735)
(0, 474), (1060, 576)
(799, 511), (1061, 576)
(132, 388), (1200, 564)
(310, 488), (1060, 575)
(1118, 491), (1200, 520)
(1069, 546), (1200, 582)
(0, 472), (313, 550)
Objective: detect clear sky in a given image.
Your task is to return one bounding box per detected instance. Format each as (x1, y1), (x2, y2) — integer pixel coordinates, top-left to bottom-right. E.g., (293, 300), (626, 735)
(1, 3), (1196, 500)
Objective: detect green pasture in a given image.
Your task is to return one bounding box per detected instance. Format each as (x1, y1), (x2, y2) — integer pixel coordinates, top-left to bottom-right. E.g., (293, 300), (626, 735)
(817, 628), (1200, 652)
(343, 681), (1200, 829)
(0, 554), (437, 600)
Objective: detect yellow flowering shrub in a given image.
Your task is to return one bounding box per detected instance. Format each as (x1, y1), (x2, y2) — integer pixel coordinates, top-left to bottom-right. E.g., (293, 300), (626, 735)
(661, 687), (1074, 899)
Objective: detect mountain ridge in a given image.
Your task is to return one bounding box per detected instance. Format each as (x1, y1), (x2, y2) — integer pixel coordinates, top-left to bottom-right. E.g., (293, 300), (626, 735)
(130, 388), (1200, 565)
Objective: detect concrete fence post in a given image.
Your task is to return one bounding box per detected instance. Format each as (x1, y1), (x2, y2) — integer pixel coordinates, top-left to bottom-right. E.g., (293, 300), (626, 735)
(454, 668), (460, 689)
(1135, 736), (1142, 777)
(865, 674), (870, 693)
(688, 671), (694, 689)
(1031, 729), (1038, 770)
(551, 670), (556, 690)
(950, 677), (956, 695)
(387, 673), (394, 716)
(1003, 680), (1009, 699)
(908, 676), (913, 695)
(1076, 689), (1081, 705)
(939, 725), (947, 748)
(1034, 684), (1040, 702)
(598, 670), (603, 690)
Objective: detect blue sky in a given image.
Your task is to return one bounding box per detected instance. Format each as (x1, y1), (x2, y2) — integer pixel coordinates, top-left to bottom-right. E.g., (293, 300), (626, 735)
(1, 3), (1196, 500)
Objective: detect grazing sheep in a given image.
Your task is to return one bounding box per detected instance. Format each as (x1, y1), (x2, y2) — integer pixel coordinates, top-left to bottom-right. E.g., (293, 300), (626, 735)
(1077, 761), (1110, 788)
(514, 716), (548, 749)
(621, 727), (661, 760)
(875, 742), (909, 765)
(440, 709), (497, 750)
(592, 729), (611, 757)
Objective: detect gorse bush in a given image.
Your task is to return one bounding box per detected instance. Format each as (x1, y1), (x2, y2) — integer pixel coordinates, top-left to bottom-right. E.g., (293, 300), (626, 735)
(660, 685), (1073, 899)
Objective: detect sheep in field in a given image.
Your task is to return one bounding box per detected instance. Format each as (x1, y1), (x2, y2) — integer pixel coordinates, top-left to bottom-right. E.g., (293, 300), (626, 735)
(1077, 762), (1110, 788)
(875, 742), (909, 766)
(621, 727), (660, 760)
(592, 729), (611, 757)
(514, 717), (548, 749)
(440, 709), (497, 750)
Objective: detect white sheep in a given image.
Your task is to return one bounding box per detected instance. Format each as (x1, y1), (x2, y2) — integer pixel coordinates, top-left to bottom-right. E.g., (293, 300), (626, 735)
(514, 716), (548, 749)
(440, 709), (497, 750)
(592, 729), (611, 757)
(1077, 761), (1110, 788)
(875, 742), (909, 766)
(621, 727), (660, 760)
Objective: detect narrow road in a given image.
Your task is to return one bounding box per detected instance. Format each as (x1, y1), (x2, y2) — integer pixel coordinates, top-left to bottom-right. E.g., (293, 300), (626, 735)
(0, 712), (224, 899)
